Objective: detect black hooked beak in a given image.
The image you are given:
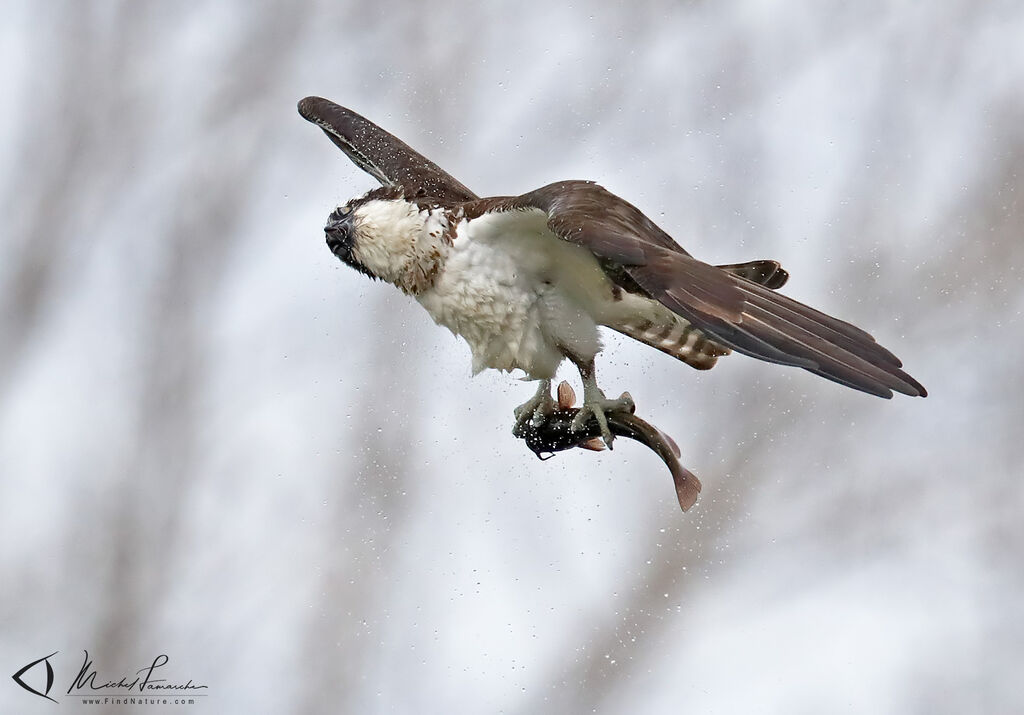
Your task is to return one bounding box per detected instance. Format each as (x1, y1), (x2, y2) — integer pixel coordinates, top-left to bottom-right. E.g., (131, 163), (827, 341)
(324, 209), (352, 259)
(323, 207), (376, 279)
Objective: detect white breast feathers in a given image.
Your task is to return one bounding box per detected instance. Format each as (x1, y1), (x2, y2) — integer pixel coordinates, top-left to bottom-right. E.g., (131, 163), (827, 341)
(350, 198), (447, 294)
(415, 208), (620, 379)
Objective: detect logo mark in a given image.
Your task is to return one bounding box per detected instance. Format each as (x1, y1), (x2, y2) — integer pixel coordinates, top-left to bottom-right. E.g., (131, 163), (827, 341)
(12, 651), (58, 703)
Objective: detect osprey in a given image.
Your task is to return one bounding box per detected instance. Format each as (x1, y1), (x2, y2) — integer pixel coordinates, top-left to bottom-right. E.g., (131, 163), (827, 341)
(298, 97), (926, 449)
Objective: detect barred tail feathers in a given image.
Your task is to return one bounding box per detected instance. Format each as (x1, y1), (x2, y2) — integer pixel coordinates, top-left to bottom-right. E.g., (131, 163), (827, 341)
(608, 259), (788, 370)
(614, 313), (729, 369)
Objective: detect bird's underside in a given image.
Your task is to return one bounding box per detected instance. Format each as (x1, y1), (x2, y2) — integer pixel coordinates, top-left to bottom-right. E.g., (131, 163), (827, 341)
(298, 96), (926, 502)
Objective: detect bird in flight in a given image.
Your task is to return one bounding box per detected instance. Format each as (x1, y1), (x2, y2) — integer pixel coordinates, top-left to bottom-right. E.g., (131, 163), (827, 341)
(298, 97), (926, 451)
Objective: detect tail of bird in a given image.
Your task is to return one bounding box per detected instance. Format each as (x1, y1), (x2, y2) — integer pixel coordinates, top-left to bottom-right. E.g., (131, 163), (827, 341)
(611, 260), (789, 370)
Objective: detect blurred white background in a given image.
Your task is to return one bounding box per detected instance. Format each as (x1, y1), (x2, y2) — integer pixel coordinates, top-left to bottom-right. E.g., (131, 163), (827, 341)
(2, 1), (1022, 713)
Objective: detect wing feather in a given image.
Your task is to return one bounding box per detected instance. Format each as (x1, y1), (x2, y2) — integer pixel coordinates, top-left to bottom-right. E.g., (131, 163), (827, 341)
(490, 180), (926, 398)
(298, 97), (478, 203)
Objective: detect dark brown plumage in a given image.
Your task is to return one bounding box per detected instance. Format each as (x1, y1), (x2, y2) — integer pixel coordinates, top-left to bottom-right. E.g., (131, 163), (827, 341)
(298, 96), (478, 203)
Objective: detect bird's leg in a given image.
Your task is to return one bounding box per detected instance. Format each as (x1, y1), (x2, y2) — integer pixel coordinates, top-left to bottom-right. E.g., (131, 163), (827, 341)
(513, 378), (556, 432)
(569, 358), (634, 449)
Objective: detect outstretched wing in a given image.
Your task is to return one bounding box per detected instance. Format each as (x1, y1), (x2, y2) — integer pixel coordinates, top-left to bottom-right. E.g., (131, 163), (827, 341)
(485, 180), (926, 399)
(298, 97), (478, 203)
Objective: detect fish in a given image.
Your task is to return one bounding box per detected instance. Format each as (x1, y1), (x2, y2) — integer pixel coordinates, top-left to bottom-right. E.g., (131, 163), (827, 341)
(512, 381), (702, 511)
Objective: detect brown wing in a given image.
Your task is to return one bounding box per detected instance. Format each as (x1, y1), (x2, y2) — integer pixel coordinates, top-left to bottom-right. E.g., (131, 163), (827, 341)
(504, 180), (926, 399)
(612, 261), (790, 371)
(298, 97), (478, 203)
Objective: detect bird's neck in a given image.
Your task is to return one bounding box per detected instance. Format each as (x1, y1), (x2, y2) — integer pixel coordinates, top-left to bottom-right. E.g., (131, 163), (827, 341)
(352, 199), (452, 295)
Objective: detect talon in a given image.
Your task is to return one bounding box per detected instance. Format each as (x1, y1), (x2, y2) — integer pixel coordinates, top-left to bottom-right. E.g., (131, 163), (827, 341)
(513, 379), (556, 433)
(569, 392), (635, 450)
